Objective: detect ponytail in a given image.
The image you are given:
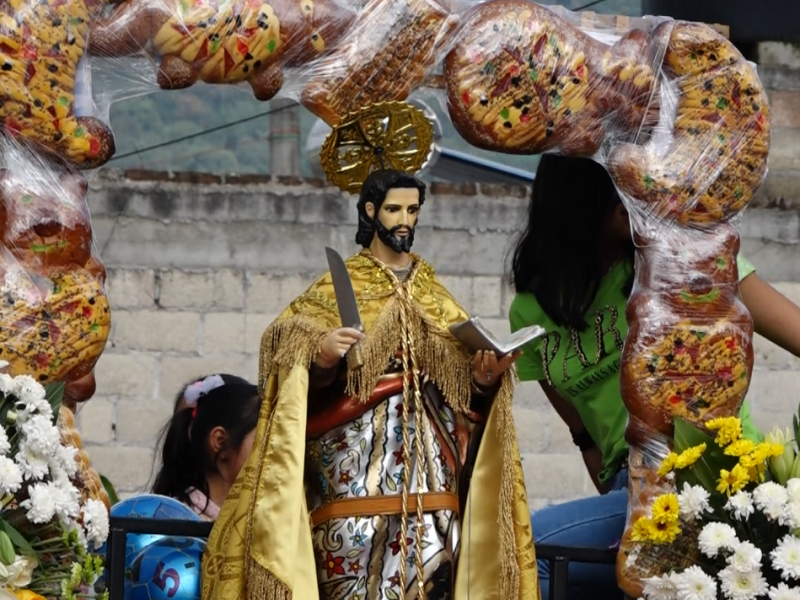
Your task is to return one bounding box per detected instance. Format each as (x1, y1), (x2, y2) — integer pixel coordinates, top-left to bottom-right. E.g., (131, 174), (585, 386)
(151, 374), (261, 507)
(152, 408), (201, 505)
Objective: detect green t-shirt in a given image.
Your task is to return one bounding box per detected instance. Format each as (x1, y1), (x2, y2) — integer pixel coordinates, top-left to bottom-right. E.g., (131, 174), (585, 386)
(509, 255), (761, 483)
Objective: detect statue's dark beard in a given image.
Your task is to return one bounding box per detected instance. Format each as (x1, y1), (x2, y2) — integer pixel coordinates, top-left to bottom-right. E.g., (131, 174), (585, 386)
(374, 218), (415, 253)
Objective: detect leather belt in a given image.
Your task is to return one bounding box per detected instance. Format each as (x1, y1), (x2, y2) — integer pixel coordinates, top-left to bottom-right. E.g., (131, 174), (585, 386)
(309, 491), (460, 528)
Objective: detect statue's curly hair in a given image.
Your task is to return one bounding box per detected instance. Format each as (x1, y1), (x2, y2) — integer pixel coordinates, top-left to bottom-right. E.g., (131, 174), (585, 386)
(355, 169), (426, 247)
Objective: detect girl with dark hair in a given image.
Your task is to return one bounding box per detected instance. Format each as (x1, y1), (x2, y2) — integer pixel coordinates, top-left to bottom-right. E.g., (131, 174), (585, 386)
(508, 154), (800, 599)
(152, 374), (262, 521)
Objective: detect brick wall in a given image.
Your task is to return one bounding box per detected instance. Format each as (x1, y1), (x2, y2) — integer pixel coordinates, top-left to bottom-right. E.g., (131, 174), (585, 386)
(79, 166), (800, 509)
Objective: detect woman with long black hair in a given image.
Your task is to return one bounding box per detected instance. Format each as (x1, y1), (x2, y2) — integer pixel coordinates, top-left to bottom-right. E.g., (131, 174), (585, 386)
(508, 154), (800, 599)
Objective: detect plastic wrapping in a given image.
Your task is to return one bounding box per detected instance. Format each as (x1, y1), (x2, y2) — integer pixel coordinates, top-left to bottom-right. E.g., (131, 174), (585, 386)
(88, 0), (359, 101)
(607, 22), (771, 225)
(0, 0), (116, 168)
(299, 0), (456, 125)
(599, 19), (768, 598)
(443, 0), (666, 156)
(0, 136), (109, 410)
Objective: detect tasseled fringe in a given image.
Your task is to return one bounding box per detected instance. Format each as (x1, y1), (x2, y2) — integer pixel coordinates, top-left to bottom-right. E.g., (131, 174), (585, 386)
(246, 556), (292, 600)
(495, 375), (522, 600)
(258, 297), (475, 418)
(258, 315), (332, 393)
(344, 296), (474, 415)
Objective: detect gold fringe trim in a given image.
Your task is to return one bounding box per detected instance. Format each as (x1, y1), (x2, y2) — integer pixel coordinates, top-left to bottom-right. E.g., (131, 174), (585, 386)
(257, 298), (475, 419)
(258, 315), (331, 393)
(246, 556), (291, 600)
(496, 375), (522, 600)
(344, 295), (474, 415)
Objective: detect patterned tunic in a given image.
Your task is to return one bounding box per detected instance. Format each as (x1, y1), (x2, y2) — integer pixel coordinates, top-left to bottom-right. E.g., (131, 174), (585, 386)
(305, 377), (464, 600)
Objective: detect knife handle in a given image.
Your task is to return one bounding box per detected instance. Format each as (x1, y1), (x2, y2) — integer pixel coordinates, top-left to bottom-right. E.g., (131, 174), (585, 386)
(347, 339), (365, 371)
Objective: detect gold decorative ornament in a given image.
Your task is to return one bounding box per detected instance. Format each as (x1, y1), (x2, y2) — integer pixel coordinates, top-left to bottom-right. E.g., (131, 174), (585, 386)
(320, 101), (435, 193)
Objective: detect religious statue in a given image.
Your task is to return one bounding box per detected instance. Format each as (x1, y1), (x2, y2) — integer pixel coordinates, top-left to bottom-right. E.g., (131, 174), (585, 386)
(201, 169), (539, 600)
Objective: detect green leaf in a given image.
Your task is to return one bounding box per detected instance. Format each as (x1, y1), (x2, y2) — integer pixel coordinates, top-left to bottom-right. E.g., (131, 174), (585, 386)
(346, 548), (361, 558)
(386, 475), (397, 492)
(45, 381), (64, 423)
(673, 418), (737, 495)
(100, 474), (120, 506)
(0, 518), (36, 558)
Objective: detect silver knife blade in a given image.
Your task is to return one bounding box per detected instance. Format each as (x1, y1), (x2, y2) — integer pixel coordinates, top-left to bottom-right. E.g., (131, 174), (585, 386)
(325, 247), (363, 330)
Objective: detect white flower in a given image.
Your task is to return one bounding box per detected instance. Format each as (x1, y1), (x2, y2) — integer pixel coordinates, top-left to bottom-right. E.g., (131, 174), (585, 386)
(772, 535), (800, 580)
(754, 482), (790, 521)
(0, 456), (22, 495)
(769, 583), (800, 600)
(784, 501), (800, 530)
(788, 480), (800, 504)
(673, 565), (717, 600)
(82, 498), (109, 550)
(718, 565), (768, 600)
(726, 491), (756, 521)
(0, 429), (10, 457)
(698, 522), (738, 558)
(16, 445), (49, 481)
(19, 414), (60, 457)
(20, 481), (57, 524)
(51, 480), (81, 523)
(12, 374), (45, 405)
(0, 554), (37, 589)
(0, 374), (14, 396)
(641, 572), (678, 600)
(728, 541), (763, 574)
(52, 444), (79, 478)
(677, 482), (712, 521)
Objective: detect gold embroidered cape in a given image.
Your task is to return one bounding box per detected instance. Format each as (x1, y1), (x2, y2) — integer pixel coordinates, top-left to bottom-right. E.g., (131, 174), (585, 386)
(201, 250), (539, 600)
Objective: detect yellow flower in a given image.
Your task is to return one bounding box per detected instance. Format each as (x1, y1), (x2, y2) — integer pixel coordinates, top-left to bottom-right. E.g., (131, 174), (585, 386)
(675, 444), (707, 469)
(740, 443), (783, 469)
(15, 592), (47, 600)
(651, 493), (680, 525)
(717, 463), (750, 495)
(724, 439), (756, 457)
(629, 516), (681, 544)
(658, 452), (679, 478)
(705, 417), (743, 446)
(630, 517), (652, 542)
(748, 462), (767, 484)
(646, 517), (682, 544)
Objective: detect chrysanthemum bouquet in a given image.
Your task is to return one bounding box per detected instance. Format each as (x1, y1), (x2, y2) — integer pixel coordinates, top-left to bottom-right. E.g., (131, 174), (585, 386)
(631, 414), (800, 600)
(0, 364), (109, 600)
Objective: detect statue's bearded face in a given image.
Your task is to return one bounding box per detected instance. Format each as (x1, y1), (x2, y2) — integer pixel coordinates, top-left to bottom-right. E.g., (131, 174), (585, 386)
(366, 187), (420, 254)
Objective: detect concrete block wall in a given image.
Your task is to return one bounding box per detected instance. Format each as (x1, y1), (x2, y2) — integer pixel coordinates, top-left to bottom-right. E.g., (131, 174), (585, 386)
(78, 168), (800, 509)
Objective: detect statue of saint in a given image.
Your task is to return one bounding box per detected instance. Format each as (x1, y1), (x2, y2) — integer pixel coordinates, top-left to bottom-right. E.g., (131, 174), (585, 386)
(202, 169), (539, 600)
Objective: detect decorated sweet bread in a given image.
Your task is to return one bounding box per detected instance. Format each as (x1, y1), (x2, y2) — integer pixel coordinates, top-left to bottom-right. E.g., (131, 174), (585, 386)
(0, 266), (110, 382)
(443, 0), (660, 156)
(300, 0), (452, 126)
(0, 163), (110, 386)
(58, 406), (110, 512)
(0, 0), (116, 167)
(607, 21), (770, 224)
(89, 0), (355, 100)
(0, 170), (93, 271)
(621, 299), (753, 439)
(633, 224), (742, 316)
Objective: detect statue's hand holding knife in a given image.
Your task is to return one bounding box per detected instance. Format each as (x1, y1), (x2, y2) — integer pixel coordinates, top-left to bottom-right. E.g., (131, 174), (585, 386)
(316, 248), (366, 371)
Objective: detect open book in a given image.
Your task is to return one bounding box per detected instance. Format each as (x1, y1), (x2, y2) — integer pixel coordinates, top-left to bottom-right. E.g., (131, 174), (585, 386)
(449, 317), (546, 356)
